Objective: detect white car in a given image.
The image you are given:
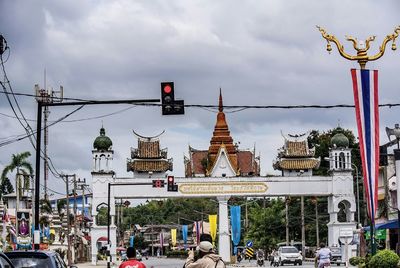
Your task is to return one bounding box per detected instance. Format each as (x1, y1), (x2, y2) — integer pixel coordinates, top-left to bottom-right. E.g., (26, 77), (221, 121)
(278, 246), (302, 266)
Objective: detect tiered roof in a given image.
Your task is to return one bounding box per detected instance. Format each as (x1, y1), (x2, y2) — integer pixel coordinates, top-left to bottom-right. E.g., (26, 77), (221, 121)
(127, 131), (173, 173)
(184, 90), (260, 177)
(273, 132), (320, 171)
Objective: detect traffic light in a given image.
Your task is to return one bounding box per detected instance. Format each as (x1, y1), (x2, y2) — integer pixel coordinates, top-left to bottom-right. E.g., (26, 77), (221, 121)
(152, 179), (165, 188)
(161, 82), (184, 115)
(167, 176), (178, 192)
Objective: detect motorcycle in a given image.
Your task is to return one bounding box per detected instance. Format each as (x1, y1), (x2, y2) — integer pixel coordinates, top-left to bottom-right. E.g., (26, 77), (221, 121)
(271, 256), (279, 267)
(316, 261), (331, 268)
(236, 254), (242, 263)
(256, 257), (264, 267)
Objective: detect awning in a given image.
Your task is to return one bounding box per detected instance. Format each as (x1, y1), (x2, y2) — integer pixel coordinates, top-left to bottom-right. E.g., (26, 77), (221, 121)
(363, 219), (398, 231)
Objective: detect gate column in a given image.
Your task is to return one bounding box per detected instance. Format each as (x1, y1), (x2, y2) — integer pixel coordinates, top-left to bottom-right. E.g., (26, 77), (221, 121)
(217, 196), (231, 263)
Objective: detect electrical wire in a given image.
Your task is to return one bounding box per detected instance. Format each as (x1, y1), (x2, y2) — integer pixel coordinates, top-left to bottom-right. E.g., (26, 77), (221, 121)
(2, 90), (400, 109)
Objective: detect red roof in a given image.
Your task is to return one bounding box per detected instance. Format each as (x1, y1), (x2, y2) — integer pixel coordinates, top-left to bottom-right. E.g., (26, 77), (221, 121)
(186, 149), (259, 177)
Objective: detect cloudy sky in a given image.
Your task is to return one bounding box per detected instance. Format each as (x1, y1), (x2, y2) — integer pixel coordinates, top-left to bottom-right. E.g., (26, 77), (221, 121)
(1, 0), (399, 199)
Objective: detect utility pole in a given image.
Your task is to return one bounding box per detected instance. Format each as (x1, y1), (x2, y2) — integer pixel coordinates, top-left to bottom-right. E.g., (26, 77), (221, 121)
(65, 175), (72, 267)
(301, 196), (305, 258)
(34, 98), (159, 251)
(77, 178), (88, 260)
(285, 197), (289, 246)
(34, 83), (63, 200)
(73, 174), (77, 264)
(15, 172), (20, 241)
(314, 198), (319, 247)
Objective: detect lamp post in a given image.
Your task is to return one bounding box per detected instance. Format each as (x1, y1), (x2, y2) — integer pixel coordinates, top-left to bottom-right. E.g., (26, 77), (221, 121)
(318, 26), (400, 256)
(317, 26), (399, 70)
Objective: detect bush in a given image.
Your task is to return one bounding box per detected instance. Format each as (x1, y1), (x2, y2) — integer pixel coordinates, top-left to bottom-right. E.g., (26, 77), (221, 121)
(368, 250), (399, 268)
(166, 250), (189, 259)
(350, 256), (366, 266)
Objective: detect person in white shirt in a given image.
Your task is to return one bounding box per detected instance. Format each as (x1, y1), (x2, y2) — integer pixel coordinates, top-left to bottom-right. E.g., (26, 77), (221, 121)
(316, 242), (332, 268)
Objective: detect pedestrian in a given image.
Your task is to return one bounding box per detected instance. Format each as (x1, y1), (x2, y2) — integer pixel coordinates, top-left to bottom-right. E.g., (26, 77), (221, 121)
(315, 242), (331, 268)
(119, 247), (146, 268)
(184, 241), (225, 268)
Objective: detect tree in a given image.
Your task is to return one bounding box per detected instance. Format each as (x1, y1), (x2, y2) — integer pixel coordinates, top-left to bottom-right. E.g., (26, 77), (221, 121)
(245, 199), (286, 252)
(1, 151), (34, 198)
(0, 177), (14, 196)
(40, 198), (52, 214)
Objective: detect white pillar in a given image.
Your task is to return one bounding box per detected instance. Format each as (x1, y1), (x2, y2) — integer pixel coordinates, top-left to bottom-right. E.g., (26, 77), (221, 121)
(217, 196), (230, 263)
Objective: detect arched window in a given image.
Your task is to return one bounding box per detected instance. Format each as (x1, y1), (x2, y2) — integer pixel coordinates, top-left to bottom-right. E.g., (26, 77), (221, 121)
(339, 152), (346, 169)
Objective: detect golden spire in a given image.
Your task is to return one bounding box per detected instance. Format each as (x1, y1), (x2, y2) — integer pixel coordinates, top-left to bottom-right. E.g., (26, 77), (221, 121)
(218, 88), (223, 112)
(207, 89), (238, 172)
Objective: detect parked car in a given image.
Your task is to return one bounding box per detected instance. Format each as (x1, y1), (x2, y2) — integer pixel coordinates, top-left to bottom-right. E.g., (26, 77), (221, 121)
(330, 246), (345, 266)
(0, 252), (15, 268)
(278, 246), (302, 266)
(5, 250), (77, 268)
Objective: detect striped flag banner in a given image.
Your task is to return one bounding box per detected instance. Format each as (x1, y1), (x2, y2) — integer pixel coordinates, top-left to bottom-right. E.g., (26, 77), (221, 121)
(351, 68), (379, 220)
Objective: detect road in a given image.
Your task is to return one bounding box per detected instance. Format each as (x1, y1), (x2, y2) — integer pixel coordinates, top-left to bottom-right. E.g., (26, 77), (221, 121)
(75, 258), (335, 268)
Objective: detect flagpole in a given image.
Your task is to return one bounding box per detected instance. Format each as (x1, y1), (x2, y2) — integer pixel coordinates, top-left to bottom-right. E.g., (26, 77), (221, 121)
(317, 26), (400, 256)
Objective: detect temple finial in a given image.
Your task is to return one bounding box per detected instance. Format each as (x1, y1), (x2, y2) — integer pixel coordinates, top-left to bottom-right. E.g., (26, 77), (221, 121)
(219, 88), (223, 112)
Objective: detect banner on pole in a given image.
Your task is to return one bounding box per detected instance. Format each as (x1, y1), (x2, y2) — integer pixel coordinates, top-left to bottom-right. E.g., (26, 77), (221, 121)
(351, 68), (379, 220)
(171, 229), (177, 247)
(230, 206), (241, 255)
(209, 215), (217, 245)
(182, 225), (188, 249)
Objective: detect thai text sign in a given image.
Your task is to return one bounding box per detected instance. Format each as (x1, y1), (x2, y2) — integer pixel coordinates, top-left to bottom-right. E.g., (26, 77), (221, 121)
(179, 182), (268, 195)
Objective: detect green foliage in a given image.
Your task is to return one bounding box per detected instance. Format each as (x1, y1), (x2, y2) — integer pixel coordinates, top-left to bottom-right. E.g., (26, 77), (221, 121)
(40, 198), (52, 214)
(245, 198), (286, 252)
(350, 256), (366, 266)
(57, 199), (67, 215)
(0, 177), (14, 196)
(121, 198), (218, 229)
(368, 250), (399, 268)
(1, 151), (33, 198)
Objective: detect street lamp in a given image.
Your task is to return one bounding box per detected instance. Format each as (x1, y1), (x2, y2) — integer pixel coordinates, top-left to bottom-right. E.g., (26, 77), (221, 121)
(324, 157), (361, 224)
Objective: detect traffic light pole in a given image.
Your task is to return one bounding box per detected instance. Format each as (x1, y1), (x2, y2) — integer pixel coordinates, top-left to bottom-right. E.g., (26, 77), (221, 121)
(34, 98), (159, 251)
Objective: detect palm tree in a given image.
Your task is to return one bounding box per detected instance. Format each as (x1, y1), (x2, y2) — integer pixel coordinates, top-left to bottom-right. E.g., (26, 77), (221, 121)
(1, 151), (33, 198)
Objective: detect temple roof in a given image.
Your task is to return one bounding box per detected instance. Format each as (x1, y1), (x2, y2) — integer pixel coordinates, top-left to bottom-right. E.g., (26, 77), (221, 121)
(274, 131), (320, 171)
(207, 90), (238, 172)
(184, 91), (259, 177)
(278, 132), (315, 158)
(273, 159), (320, 170)
(185, 148), (259, 177)
(127, 131), (172, 173)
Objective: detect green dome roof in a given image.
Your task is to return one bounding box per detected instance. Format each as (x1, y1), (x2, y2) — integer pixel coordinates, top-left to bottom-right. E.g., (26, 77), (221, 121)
(93, 127), (112, 151)
(331, 133), (349, 148)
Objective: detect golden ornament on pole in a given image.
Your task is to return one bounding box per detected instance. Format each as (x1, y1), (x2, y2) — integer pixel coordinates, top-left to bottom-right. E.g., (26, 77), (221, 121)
(316, 25), (400, 69)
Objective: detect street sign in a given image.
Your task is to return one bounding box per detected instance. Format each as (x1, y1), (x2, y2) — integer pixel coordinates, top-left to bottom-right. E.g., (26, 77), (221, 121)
(339, 228), (353, 238)
(246, 240), (253, 247)
(245, 247), (254, 258)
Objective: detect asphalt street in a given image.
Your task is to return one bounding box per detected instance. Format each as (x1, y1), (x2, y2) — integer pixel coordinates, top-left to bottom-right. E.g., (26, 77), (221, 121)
(74, 258), (343, 268)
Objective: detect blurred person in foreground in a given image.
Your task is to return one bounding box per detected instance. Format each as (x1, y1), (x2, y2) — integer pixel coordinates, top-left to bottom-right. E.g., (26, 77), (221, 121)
(184, 241), (225, 268)
(119, 247), (146, 268)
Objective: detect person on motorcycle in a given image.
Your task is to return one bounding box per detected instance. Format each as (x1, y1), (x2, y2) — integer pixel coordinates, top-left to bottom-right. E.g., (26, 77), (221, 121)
(256, 249), (264, 266)
(316, 242), (332, 268)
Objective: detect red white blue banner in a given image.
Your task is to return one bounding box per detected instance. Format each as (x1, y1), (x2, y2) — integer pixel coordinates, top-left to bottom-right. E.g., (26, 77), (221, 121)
(351, 69), (379, 220)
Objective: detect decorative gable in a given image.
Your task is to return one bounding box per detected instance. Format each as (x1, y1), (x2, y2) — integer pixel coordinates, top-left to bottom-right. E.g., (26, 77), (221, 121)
(207, 145), (238, 177)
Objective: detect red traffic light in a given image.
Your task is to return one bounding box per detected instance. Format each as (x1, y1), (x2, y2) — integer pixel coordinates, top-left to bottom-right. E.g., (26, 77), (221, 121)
(168, 176), (174, 183)
(163, 84), (172, 94)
